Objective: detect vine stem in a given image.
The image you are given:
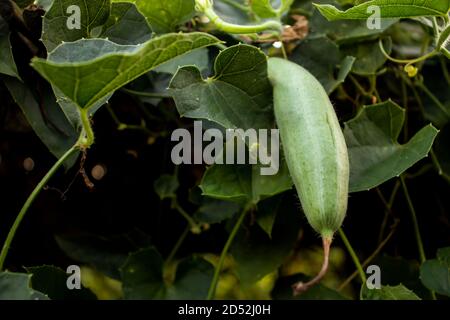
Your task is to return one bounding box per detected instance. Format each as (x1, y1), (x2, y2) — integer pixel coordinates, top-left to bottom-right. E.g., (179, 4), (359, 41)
(430, 149), (450, 183)
(165, 225), (190, 266)
(400, 175), (426, 264)
(338, 220), (399, 291)
(376, 181), (401, 244)
(207, 203), (252, 300)
(0, 145), (80, 270)
(400, 176), (436, 300)
(172, 200), (201, 234)
(338, 228), (367, 284)
(0, 107), (96, 270)
(79, 109), (95, 148)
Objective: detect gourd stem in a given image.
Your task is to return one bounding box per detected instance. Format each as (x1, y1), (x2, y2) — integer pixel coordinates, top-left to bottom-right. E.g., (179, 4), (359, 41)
(292, 236), (332, 295)
(0, 145), (80, 270)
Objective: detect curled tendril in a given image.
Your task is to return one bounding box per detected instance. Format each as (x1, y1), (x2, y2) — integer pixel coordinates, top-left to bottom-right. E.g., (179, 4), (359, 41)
(378, 39), (439, 78)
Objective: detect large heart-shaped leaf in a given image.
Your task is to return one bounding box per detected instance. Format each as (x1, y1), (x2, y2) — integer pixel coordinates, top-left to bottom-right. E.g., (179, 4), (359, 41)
(120, 248), (213, 299)
(315, 1), (450, 20)
(345, 100), (438, 192)
(133, 0), (196, 34)
(0, 272), (49, 300)
(101, 2), (153, 45)
(43, 0), (152, 50)
(42, 0), (111, 52)
(31, 33), (220, 111)
(170, 44), (274, 130)
(420, 247), (450, 297)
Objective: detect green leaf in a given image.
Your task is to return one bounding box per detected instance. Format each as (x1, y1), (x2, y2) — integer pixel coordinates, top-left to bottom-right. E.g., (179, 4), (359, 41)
(102, 2), (152, 45)
(374, 255), (431, 299)
(194, 198), (240, 224)
(272, 274), (348, 300)
(170, 44), (274, 130)
(120, 248), (214, 299)
(231, 195), (301, 286)
(344, 100), (439, 192)
(256, 194), (283, 237)
(31, 32), (220, 111)
(438, 247), (450, 264)
(361, 284), (421, 300)
(154, 174), (179, 200)
(251, 0), (294, 18)
(26, 265), (96, 300)
(0, 17), (20, 79)
(165, 257), (214, 299)
(0, 272), (49, 300)
(340, 38), (392, 75)
(251, 0), (278, 18)
(310, 7), (398, 45)
(315, 0), (450, 20)
(120, 248), (166, 299)
(154, 48), (210, 75)
(2, 76), (79, 167)
(42, 0), (111, 52)
(200, 161), (292, 204)
(214, 0), (252, 26)
(134, 0), (195, 33)
(55, 232), (151, 280)
(280, 0), (295, 14)
(290, 37), (355, 93)
(420, 247), (450, 297)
